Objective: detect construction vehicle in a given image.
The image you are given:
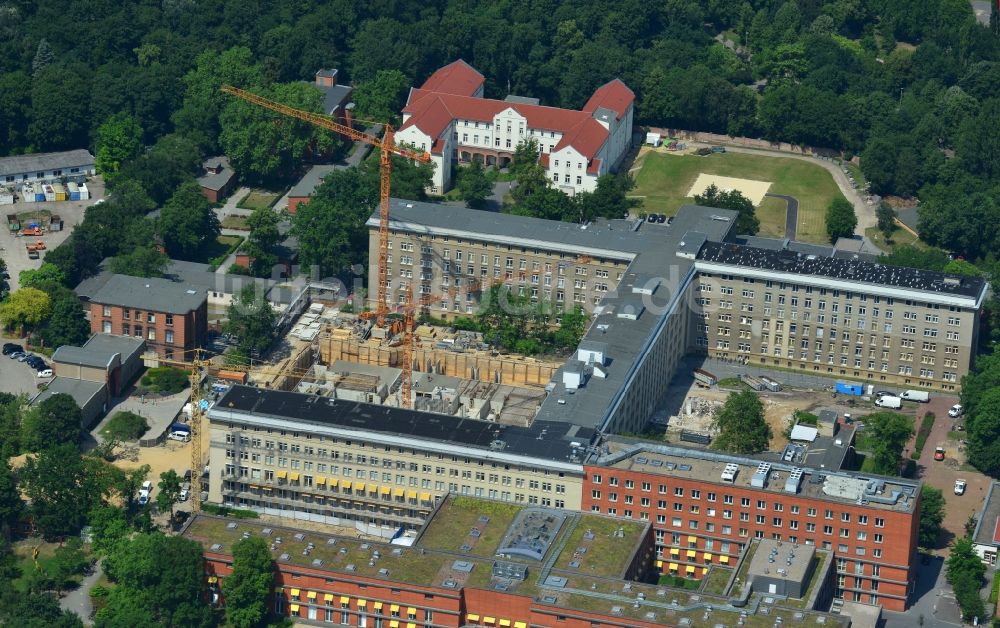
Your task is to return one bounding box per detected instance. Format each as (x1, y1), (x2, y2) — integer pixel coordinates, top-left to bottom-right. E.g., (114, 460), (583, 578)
(25, 239), (45, 252)
(21, 226), (42, 237)
(220, 85), (431, 408)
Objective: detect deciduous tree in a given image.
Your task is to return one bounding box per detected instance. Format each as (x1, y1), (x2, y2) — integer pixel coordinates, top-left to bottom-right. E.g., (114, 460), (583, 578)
(241, 206), (282, 277)
(222, 536), (275, 628)
(712, 390), (771, 454)
(22, 393), (83, 451)
(156, 470), (182, 517)
(824, 196), (857, 243)
(694, 185), (759, 235)
(352, 69), (410, 125)
(98, 533), (212, 627)
(861, 412), (914, 475)
(159, 181), (220, 259)
(455, 160), (492, 208)
(225, 285), (277, 358)
(0, 287), (52, 334)
(21, 443), (90, 540)
(95, 113), (144, 182)
(919, 485), (945, 547)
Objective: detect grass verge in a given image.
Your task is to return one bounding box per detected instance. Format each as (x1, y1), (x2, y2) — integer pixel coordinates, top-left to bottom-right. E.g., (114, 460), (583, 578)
(221, 215), (249, 230)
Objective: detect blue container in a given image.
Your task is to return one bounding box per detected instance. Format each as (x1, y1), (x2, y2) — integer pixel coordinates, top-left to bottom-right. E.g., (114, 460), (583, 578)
(835, 382), (864, 396)
(35, 193), (44, 202)
(70, 192), (80, 201)
(170, 423), (191, 433)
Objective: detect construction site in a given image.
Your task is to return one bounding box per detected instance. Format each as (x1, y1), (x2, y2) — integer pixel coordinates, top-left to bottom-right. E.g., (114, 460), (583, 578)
(236, 300), (558, 427)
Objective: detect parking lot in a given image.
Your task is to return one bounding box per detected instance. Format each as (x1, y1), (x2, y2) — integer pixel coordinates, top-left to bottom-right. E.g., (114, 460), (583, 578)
(1, 177), (104, 289)
(0, 339), (51, 396)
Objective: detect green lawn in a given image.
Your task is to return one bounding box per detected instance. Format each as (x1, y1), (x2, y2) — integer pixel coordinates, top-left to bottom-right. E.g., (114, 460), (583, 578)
(236, 190), (281, 211)
(864, 225), (925, 254)
(221, 215), (249, 230)
(417, 496), (520, 556)
(630, 150), (847, 243)
(701, 566), (733, 595)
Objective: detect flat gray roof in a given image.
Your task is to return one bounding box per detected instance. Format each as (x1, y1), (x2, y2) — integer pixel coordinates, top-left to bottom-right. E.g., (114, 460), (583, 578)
(974, 482), (1000, 548)
(83, 333), (145, 359)
(52, 345), (117, 369)
(369, 198), (667, 261)
(289, 164), (340, 198)
(0, 149), (94, 176)
(88, 274), (206, 314)
(32, 378), (106, 409)
(535, 205), (738, 430)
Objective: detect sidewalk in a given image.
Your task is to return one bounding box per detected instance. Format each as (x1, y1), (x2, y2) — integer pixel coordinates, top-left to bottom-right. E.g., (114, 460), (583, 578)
(89, 387), (190, 445)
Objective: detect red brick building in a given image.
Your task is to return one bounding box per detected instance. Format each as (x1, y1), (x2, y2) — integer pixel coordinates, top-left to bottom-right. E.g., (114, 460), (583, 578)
(186, 497), (845, 627)
(85, 274), (208, 360)
(582, 444), (920, 611)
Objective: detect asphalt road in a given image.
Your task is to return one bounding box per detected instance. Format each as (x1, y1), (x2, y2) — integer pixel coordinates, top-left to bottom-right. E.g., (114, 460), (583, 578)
(59, 559), (102, 625)
(764, 192), (799, 240)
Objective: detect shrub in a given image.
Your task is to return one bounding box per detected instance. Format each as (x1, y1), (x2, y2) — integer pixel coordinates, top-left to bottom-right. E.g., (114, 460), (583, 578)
(142, 366), (189, 394)
(103, 411), (149, 441)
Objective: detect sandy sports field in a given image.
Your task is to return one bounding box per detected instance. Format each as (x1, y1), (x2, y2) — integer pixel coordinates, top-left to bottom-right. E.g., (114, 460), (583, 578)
(686, 173), (773, 206)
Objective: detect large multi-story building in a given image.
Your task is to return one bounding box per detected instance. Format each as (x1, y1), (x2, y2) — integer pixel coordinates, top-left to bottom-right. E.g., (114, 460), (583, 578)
(582, 442), (920, 611)
(207, 386), (590, 534)
(204, 382), (919, 610)
(81, 274), (208, 360)
(396, 60), (634, 194)
(692, 240), (986, 391)
(186, 495), (846, 627)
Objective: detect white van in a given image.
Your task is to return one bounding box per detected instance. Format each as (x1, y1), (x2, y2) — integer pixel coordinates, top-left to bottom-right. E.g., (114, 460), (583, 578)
(167, 431), (190, 442)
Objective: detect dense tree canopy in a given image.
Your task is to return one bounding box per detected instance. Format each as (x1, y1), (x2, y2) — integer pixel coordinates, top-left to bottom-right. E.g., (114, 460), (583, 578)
(860, 412), (914, 475)
(222, 537), (275, 628)
(159, 181), (221, 259)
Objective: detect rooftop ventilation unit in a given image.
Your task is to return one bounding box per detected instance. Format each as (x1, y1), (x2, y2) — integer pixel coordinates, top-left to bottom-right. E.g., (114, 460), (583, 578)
(784, 468), (804, 494)
(750, 462), (772, 488)
(721, 463), (739, 483)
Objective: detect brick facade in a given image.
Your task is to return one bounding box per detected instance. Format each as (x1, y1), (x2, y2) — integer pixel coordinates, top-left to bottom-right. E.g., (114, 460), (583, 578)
(89, 300), (207, 360)
(581, 464), (918, 611)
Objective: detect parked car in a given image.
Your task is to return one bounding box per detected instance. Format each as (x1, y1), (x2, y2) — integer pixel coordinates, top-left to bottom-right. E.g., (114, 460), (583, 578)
(8, 351), (25, 360)
(948, 404), (963, 418)
(141, 480), (154, 493)
(167, 431), (190, 442)
(183, 469), (192, 482)
(36, 369), (52, 378)
(874, 390), (894, 399)
(138, 491), (149, 506)
(179, 488), (189, 502)
(954, 479), (967, 495)
(16, 353), (31, 362)
(2, 343), (23, 355)
(934, 446), (946, 461)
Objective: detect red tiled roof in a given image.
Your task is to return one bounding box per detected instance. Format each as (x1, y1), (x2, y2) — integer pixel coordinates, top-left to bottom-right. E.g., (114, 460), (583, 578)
(583, 79), (635, 119)
(402, 91), (607, 158)
(402, 63), (631, 162)
(553, 118), (610, 159)
(587, 158), (602, 175)
(419, 60), (484, 97)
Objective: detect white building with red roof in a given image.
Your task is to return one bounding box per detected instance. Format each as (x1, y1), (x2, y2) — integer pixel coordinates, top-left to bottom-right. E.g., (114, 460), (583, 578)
(396, 60), (634, 195)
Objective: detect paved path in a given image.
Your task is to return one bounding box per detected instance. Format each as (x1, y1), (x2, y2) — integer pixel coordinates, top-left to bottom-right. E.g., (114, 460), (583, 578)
(59, 558), (102, 625)
(214, 228), (249, 274)
(882, 554), (962, 628)
(715, 145), (875, 237)
(88, 388), (190, 446)
(764, 193), (798, 240)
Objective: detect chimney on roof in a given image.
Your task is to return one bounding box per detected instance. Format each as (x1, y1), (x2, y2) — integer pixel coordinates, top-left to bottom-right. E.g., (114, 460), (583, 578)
(315, 69), (338, 88)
